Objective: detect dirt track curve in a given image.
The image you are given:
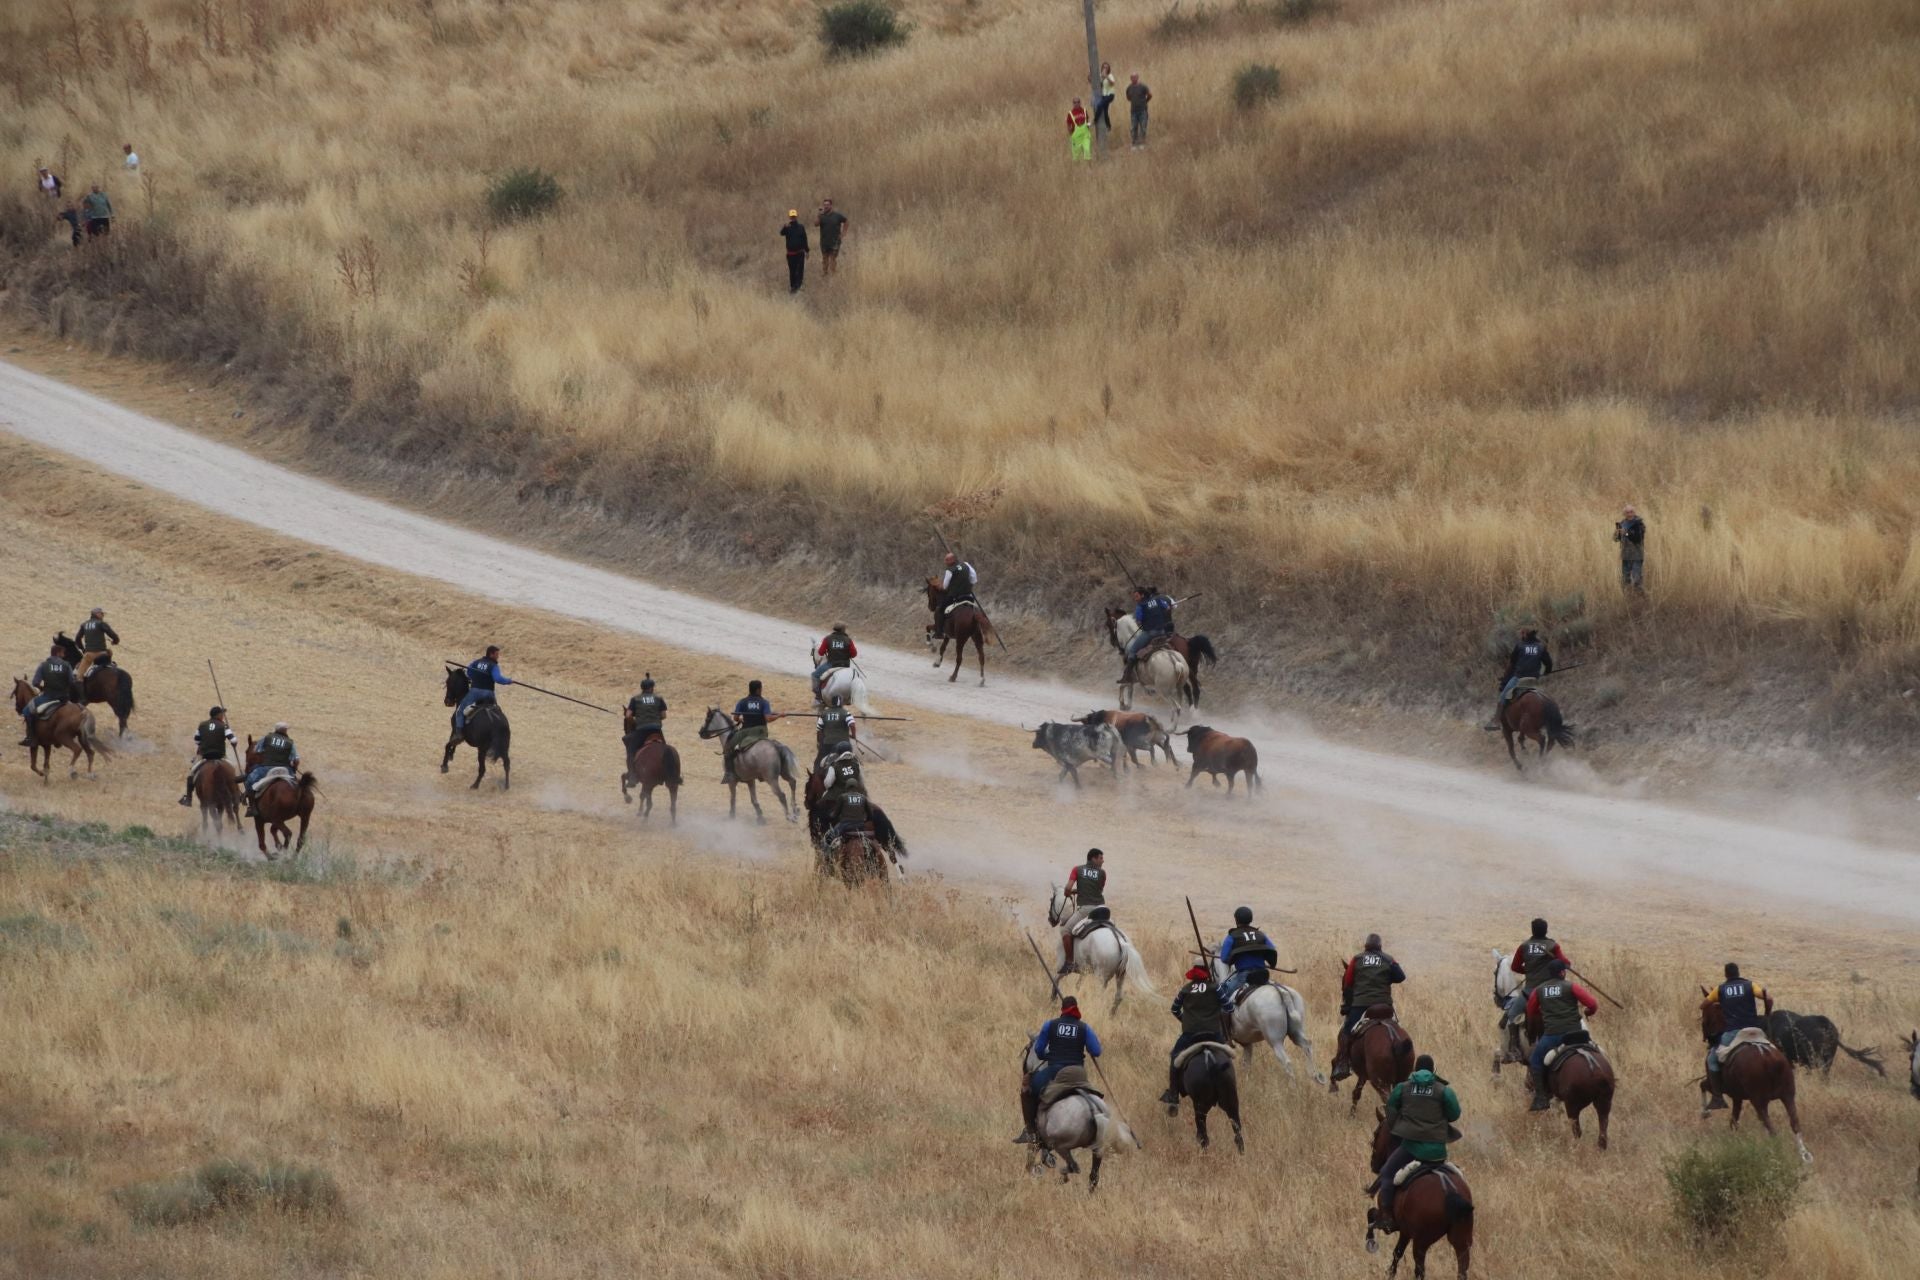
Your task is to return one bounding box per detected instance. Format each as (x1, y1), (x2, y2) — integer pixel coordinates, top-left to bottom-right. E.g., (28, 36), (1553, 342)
(3, 356), (1919, 925)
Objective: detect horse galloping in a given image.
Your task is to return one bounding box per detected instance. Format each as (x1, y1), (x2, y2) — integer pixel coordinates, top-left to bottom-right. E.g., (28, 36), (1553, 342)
(192, 758), (242, 835)
(1700, 994), (1811, 1162)
(1172, 1043), (1243, 1151)
(442, 666), (511, 790)
(1543, 1039), (1615, 1150)
(1497, 686), (1574, 772)
(1341, 1005), (1416, 1113)
(699, 707), (799, 822)
(1103, 607), (1218, 705)
(1048, 885), (1155, 1012)
(1367, 1109), (1474, 1279)
(924, 578), (995, 685)
(1023, 1052), (1136, 1193)
(11, 678), (111, 783)
(825, 828), (893, 885)
(620, 735), (682, 823)
(57, 635), (136, 736)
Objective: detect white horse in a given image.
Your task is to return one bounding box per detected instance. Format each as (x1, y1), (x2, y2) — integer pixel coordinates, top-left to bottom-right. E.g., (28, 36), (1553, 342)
(1023, 1049), (1136, 1192)
(1048, 886), (1155, 1012)
(1491, 947), (1528, 1075)
(810, 647), (874, 715)
(1109, 612), (1196, 729)
(1210, 957), (1325, 1084)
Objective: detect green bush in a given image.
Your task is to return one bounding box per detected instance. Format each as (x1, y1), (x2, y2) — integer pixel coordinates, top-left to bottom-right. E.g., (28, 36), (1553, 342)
(120, 1159), (342, 1226)
(1232, 63), (1283, 110)
(485, 168), (562, 223)
(1664, 1133), (1804, 1241)
(819, 1), (908, 58)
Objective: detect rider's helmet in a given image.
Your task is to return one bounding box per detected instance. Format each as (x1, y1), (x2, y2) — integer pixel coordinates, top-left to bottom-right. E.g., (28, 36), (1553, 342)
(1233, 906), (1253, 927)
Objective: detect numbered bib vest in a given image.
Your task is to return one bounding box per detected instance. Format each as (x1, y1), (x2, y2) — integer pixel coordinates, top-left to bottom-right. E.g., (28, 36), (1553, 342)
(1520, 937), (1559, 991)
(1718, 979), (1762, 1031)
(1537, 979), (1585, 1035)
(818, 708), (852, 745)
(824, 634), (853, 666)
(1040, 1019), (1088, 1065)
(1074, 864), (1107, 906)
(195, 721), (228, 760)
(258, 734), (295, 768)
(1348, 952), (1398, 1006)
(1178, 980), (1223, 1036)
(1391, 1079), (1451, 1144)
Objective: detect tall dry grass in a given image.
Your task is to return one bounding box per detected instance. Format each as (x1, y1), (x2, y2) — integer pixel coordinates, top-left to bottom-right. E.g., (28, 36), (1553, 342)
(3, 0), (1918, 679)
(6, 818), (1920, 1279)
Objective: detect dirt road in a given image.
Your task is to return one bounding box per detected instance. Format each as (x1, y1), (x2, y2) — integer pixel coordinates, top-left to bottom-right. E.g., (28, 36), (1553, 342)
(4, 357), (1919, 928)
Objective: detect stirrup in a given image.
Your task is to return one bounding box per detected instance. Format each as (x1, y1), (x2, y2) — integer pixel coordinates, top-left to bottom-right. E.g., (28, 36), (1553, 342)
(179, 795), (194, 807)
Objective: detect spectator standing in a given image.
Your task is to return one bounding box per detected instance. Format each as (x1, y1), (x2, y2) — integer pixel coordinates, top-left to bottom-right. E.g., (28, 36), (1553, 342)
(81, 185), (113, 237)
(122, 143), (140, 172)
(816, 199), (849, 279)
(1067, 97), (1092, 162)
(780, 209), (810, 294)
(1125, 72), (1152, 149)
(36, 164), (62, 201)
(54, 203), (82, 247)
(1094, 62), (1116, 137)
(1613, 504), (1646, 590)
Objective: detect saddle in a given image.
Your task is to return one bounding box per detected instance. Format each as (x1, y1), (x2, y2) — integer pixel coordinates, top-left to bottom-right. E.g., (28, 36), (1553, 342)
(1392, 1159), (1464, 1189)
(1171, 1040), (1233, 1071)
(30, 698), (68, 721)
(1038, 1065), (1103, 1110)
(1544, 1035), (1601, 1074)
(1715, 1027), (1773, 1067)
(1137, 634), (1176, 659)
(941, 599), (977, 617)
(1503, 676), (1542, 703)
(1069, 916), (1114, 941)
(1351, 1004), (1399, 1040)
(251, 766), (295, 790)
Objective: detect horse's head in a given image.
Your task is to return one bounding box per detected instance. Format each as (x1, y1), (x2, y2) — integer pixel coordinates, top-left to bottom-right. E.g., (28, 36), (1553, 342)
(923, 577), (942, 611)
(1046, 882), (1066, 926)
(1491, 948), (1522, 1002)
(1102, 607), (1127, 651)
(11, 677), (31, 711)
(698, 707), (730, 739)
(1700, 991), (1725, 1043)
(444, 665), (468, 706)
(244, 734), (261, 769)
(1369, 1106), (1393, 1173)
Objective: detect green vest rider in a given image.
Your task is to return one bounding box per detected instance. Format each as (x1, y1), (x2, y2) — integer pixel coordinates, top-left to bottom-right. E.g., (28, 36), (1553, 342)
(1374, 1055), (1462, 1234)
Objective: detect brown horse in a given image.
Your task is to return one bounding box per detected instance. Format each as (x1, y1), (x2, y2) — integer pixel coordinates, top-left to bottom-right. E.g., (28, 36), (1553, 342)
(924, 578), (994, 685)
(1497, 688), (1574, 772)
(1700, 994), (1811, 1161)
(620, 735), (682, 823)
(192, 759), (242, 835)
(825, 826), (891, 885)
(1542, 1038), (1615, 1150)
(11, 678), (111, 783)
(1368, 1110), (1474, 1279)
(1340, 1004), (1415, 1114)
(245, 735), (317, 857)
(57, 636), (136, 736)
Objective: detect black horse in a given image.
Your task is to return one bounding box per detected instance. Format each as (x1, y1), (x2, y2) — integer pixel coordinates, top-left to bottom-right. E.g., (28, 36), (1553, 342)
(442, 666), (511, 789)
(56, 634), (136, 735)
(1174, 1044), (1243, 1152)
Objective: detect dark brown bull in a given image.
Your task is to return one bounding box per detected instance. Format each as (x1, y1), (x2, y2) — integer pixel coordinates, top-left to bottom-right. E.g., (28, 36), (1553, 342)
(1076, 709), (1176, 767)
(1181, 725), (1259, 795)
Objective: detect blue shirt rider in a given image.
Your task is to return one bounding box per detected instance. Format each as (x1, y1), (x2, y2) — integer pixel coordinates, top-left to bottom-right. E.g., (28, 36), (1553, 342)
(1704, 961), (1772, 1112)
(1016, 995), (1104, 1144)
(1217, 906), (1279, 1008)
(1486, 627), (1552, 729)
(1120, 585), (1176, 681)
(456, 645), (512, 734)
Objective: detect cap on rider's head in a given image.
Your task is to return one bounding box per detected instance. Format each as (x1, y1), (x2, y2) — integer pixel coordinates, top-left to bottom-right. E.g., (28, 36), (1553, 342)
(1186, 963), (1210, 980)
(1415, 1054), (1435, 1073)
(1233, 905), (1253, 926)
(640, 675), (655, 689)
(1531, 917), (1549, 937)
(1364, 932), (1383, 951)
(1724, 961), (1741, 979)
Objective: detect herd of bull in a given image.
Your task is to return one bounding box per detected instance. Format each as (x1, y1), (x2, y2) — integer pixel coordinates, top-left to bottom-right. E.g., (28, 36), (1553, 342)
(1030, 712), (1260, 793)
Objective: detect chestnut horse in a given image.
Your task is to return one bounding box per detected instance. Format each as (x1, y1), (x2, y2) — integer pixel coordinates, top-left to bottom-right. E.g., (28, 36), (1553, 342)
(1700, 994), (1810, 1162)
(244, 735), (317, 857)
(1339, 1004), (1415, 1114)
(1497, 687), (1574, 772)
(620, 735), (682, 823)
(1368, 1109), (1474, 1279)
(1542, 1038), (1615, 1150)
(11, 678), (111, 783)
(55, 635), (136, 735)
(193, 759), (242, 836)
(825, 827), (892, 885)
(923, 578), (994, 685)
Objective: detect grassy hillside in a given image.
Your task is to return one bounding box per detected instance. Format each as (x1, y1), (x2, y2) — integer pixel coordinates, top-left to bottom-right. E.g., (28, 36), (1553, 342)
(6, 811), (1920, 1279)
(3, 0), (1919, 746)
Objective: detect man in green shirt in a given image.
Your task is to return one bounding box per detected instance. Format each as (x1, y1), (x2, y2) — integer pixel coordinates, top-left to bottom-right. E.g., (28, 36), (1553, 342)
(1373, 1053), (1462, 1235)
(81, 186), (113, 237)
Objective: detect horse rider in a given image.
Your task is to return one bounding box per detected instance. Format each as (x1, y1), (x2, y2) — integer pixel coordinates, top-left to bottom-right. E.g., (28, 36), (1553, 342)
(455, 645), (513, 735)
(1015, 994), (1104, 1144)
(242, 722), (301, 817)
(820, 781), (874, 845)
(934, 552), (978, 639)
(814, 692), (856, 769)
(1118, 584), (1176, 685)
(812, 623), (857, 698)
(813, 752), (908, 861)
(1504, 917), (1569, 1030)
(1159, 961), (1230, 1106)
(1217, 906), (1280, 1009)
(19, 642), (79, 745)
(724, 679), (775, 782)
(1525, 958), (1599, 1111)
(1369, 1053), (1462, 1237)
(179, 706), (239, 806)
(1332, 933), (1407, 1082)
(1703, 961), (1773, 1112)
(1484, 625), (1553, 729)
(1058, 848), (1108, 975)
(74, 607), (120, 669)
(625, 675), (668, 756)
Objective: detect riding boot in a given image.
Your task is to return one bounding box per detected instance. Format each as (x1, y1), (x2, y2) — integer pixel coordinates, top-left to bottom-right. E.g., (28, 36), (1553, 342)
(1162, 1059), (1183, 1108)
(1330, 1030), (1353, 1081)
(1117, 660), (1134, 686)
(1375, 1186), (1398, 1235)
(1528, 1071), (1552, 1112)
(1703, 1069), (1728, 1111)
(1014, 1086), (1040, 1143)
(1057, 934), (1076, 975)
(179, 786), (194, 807)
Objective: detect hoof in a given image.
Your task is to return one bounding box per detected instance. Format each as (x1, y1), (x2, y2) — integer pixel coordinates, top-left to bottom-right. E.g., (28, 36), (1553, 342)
(439, 764), (449, 774)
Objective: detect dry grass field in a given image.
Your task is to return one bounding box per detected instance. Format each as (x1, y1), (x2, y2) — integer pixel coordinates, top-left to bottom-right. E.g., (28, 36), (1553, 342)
(3, 0), (1919, 744)
(3, 432), (1920, 1278)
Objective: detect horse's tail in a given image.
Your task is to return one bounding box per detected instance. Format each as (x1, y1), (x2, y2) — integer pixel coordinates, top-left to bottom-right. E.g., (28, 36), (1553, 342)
(489, 717), (511, 763)
(1090, 1105), (1115, 1156)
(773, 740), (799, 785)
(1188, 635), (1218, 668)
(978, 612), (998, 647)
(81, 711), (114, 757)
(1542, 698), (1576, 749)
(1117, 934), (1158, 997)
(1276, 984), (1310, 1046)
(112, 670), (135, 722)
(297, 771), (321, 799)
(663, 745), (684, 787)
(1444, 1187), (1475, 1222)
(1393, 1031), (1415, 1069)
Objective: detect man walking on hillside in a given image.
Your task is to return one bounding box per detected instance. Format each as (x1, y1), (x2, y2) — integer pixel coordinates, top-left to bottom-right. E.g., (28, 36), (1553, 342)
(816, 199), (849, 279)
(1125, 72), (1152, 149)
(1614, 504), (1646, 591)
(780, 210), (810, 294)
(81, 185), (113, 238)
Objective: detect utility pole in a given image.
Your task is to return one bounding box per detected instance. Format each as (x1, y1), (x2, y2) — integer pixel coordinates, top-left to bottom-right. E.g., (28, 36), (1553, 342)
(1081, 0), (1105, 155)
